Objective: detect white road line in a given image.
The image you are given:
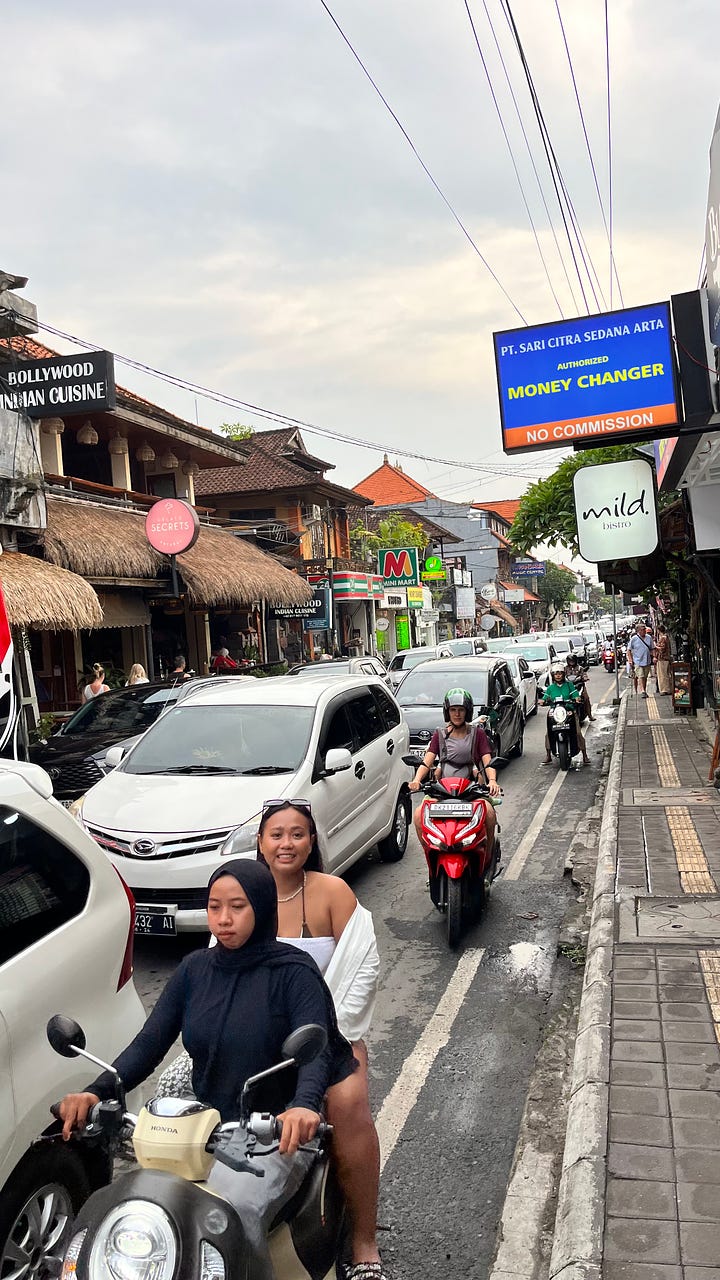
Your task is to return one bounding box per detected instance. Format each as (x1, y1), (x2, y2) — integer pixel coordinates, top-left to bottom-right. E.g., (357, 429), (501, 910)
(375, 946), (485, 1173)
(503, 767), (566, 882)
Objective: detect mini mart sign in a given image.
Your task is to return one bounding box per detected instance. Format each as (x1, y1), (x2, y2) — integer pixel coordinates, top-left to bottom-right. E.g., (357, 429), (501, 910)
(379, 547), (420, 588)
(573, 458), (659, 563)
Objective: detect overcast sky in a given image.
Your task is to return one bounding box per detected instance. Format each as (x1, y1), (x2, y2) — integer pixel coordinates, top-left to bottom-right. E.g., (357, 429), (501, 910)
(2, 0), (717, 503)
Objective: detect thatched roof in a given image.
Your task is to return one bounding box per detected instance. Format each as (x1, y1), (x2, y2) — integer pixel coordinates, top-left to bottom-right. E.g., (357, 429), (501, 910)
(0, 552), (103, 631)
(43, 497), (312, 608)
(179, 524), (313, 608)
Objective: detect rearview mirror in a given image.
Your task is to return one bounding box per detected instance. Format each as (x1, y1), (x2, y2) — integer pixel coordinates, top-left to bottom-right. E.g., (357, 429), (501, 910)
(322, 747), (352, 777)
(487, 755), (506, 770)
(402, 754), (420, 767)
(281, 1024), (328, 1066)
(104, 745), (125, 769)
(47, 1014), (86, 1059)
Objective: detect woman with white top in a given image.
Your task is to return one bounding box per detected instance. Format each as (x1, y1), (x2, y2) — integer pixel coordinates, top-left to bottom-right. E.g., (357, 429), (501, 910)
(125, 663), (149, 685)
(81, 663), (110, 703)
(258, 798), (384, 1280)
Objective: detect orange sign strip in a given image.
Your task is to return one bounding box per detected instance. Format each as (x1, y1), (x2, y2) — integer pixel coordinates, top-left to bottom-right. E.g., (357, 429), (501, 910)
(503, 402), (678, 451)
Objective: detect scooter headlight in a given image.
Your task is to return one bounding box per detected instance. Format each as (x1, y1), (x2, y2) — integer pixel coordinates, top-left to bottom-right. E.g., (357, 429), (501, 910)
(552, 706), (568, 725)
(89, 1202), (177, 1280)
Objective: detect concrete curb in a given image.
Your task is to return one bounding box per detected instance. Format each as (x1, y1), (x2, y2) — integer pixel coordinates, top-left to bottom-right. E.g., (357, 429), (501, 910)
(548, 691), (628, 1280)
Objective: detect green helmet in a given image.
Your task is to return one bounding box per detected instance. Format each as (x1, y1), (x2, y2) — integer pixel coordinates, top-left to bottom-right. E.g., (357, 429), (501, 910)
(443, 688), (473, 722)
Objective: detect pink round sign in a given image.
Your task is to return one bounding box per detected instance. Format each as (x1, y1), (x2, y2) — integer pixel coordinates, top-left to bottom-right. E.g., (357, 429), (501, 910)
(145, 499), (200, 556)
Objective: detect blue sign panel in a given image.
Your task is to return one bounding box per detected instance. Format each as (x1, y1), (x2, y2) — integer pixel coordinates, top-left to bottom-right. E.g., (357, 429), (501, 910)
(511, 560), (545, 578)
(494, 302), (680, 454)
(304, 586), (332, 631)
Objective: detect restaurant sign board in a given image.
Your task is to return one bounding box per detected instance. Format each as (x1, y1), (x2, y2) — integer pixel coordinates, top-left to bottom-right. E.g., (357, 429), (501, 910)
(573, 459), (659, 564)
(0, 350), (116, 417)
(146, 499), (200, 556)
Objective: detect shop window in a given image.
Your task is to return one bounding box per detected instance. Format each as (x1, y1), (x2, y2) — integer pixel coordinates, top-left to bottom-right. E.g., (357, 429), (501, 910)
(147, 474), (177, 498)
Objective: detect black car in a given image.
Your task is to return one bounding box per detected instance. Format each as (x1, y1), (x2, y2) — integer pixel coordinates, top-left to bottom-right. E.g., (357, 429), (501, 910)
(396, 657), (525, 764)
(30, 682), (184, 803)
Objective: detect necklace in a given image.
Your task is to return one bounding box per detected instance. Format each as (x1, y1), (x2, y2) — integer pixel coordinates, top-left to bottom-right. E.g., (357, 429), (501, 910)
(277, 870), (306, 904)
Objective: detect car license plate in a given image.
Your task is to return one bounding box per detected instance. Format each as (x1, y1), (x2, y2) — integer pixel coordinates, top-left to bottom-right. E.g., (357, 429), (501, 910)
(134, 906), (177, 936)
(430, 802), (474, 817)
(409, 748), (425, 760)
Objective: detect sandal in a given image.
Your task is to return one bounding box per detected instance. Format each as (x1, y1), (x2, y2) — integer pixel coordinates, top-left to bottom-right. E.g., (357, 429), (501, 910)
(542, 756), (552, 765)
(345, 1266), (388, 1280)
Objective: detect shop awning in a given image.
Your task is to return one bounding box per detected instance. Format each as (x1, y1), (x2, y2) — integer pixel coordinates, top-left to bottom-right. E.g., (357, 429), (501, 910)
(43, 496), (313, 609)
(96, 591), (151, 629)
(0, 552), (103, 631)
(489, 601), (518, 630)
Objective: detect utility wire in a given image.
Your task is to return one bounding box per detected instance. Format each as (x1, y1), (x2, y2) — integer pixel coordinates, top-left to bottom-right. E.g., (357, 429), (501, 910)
(462, 0), (564, 318)
(317, 0), (527, 324)
(9, 312), (547, 479)
(604, 0), (614, 308)
(555, 0), (624, 306)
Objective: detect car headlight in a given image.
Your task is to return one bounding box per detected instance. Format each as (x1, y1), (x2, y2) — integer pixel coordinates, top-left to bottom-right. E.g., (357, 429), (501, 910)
(68, 795), (86, 823)
(220, 817), (261, 858)
(553, 707), (568, 724)
(61, 1229), (87, 1279)
(89, 1201), (177, 1280)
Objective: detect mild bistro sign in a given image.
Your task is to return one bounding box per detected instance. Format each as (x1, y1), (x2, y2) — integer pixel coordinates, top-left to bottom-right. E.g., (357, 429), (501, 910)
(0, 350), (116, 417)
(572, 458), (659, 564)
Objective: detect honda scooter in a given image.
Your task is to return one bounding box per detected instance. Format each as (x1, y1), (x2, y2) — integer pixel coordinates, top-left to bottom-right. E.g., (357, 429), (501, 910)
(405, 755), (502, 947)
(601, 645), (616, 673)
(43, 1015), (345, 1280)
(546, 698), (580, 771)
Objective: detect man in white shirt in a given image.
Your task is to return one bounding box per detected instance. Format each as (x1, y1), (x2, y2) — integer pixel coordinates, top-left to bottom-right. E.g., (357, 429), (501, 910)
(627, 624), (655, 698)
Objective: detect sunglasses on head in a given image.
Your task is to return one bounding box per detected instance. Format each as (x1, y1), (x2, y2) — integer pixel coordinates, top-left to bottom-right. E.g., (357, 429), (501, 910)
(261, 798), (313, 819)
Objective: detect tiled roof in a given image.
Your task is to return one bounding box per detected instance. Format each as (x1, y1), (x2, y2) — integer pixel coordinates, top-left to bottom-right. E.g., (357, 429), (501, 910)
(499, 579), (540, 602)
(489, 528), (511, 547)
(472, 499), (522, 525)
(352, 461), (436, 506)
(196, 432), (363, 505)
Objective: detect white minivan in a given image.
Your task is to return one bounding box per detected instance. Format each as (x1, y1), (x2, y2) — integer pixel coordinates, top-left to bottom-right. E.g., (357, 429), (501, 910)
(76, 675), (411, 934)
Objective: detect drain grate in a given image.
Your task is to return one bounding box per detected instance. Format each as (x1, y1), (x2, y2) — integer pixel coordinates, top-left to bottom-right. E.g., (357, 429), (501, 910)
(622, 788), (720, 807)
(635, 896), (720, 943)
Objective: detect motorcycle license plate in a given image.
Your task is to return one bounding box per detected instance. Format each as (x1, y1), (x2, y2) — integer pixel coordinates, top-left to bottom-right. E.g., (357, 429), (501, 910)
(135, 906), (177, 936)
(430, 802), (474, 817)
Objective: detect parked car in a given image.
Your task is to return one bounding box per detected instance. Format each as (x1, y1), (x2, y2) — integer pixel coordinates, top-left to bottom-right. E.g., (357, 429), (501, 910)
(0, 760), (145, 1277)
(288, 656), (390, 686)
(442, 637), (487, 657)
(396, 657), (525, 763)
(544, 634), (578, 666)
(386, 644), (455, 689)
(556, 632), (589, 665)
(76, 675), (411, 933)
(497, 653), (537, 719)
(30, 682), (187, 804)
(510, 640), (560, 697)
(581, 630), (602, 664)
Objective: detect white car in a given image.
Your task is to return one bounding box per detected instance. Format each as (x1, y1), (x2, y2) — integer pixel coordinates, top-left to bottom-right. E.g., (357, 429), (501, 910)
(77, 675), (411, 933)
(497, 653), (538, 720)
(0, 761), (145, 1277)
(386, 644), (455, 688)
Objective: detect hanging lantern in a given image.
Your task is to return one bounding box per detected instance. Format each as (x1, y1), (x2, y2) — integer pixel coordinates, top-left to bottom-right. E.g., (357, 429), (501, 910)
(39, 417), (64, 435)
(159, 448), (179, 470)
(135, 440), (155, 463)
(108, 432), (128, 455)
(181, 459), (199, 477)
(76, 420), (99, 446)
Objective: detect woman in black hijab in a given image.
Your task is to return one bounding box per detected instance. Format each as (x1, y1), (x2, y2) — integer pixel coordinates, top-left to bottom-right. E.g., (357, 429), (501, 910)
(59, 860), (354, 1142)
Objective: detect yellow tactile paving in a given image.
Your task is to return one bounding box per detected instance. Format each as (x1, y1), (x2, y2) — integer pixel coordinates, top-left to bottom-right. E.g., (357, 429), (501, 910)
(651, 726), (680, 787)
(699, 951), (720, 1045)
(646, 693), (660, 720)
(666, 807), (717, 895)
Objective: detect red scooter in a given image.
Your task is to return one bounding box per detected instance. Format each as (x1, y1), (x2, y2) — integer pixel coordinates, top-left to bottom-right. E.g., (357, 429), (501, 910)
(405, 756), (502, 947)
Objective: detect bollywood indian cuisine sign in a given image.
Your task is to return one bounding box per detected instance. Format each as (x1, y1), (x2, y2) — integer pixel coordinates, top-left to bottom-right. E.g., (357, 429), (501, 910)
(494, 302), (680, 454)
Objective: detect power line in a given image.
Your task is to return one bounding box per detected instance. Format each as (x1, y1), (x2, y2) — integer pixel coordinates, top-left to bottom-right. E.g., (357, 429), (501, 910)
(604, 0), (614, 308)
(462, 0), (564, 318)
(317, 0), (528, 324)
(15, 312), (547, 480)
(554, 0), (624, 307)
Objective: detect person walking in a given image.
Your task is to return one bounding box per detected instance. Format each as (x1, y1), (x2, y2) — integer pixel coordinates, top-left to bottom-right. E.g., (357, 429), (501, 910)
(654, 624), (672, 695)
(627, 623), (655, 698)
(81, 664), (109, 703)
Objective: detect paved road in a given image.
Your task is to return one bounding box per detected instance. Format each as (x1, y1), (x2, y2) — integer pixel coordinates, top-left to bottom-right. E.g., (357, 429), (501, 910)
(132, 668), (619, 1279)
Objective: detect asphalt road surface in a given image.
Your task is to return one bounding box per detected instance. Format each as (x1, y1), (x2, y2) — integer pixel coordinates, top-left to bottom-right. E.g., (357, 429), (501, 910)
(131, 667), (620, 1280)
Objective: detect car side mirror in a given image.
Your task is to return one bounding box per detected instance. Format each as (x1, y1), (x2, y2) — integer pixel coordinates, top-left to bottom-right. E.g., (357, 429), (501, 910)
(281, 1024), (328, 1066)
(322, 747), (352, 777)
(104, 745), (126, 769)
(487, 755), (506, 770)
(47, 1014), (86, 1059)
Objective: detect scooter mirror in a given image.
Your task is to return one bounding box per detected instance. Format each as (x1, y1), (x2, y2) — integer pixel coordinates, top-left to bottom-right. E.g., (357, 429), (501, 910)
(402, 754), (420, 767)
(281, 1024), (328, 1067)
(47, 1014), (86, 1059)
(487, 756), (506, 770)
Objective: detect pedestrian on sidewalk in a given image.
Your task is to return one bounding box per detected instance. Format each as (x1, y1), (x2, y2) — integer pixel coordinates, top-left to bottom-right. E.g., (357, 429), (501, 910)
(654, 624), (672, 695)
(626, 623), (655, 698)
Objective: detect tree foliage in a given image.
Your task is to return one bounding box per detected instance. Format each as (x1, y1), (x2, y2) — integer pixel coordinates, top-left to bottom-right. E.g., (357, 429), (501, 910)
(537, 563), (577, 622)
(218, 422), (255, 442)
(509, 444), (640, 557)
(350, 511), (427, 560)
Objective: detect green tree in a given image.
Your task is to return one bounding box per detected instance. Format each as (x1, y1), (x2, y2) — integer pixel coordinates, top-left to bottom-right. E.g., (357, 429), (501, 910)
(537, 563), (577, 624)
(218, 422), (255, 442)
(509, 444), (640, 557)
(350, 511), (427, 561)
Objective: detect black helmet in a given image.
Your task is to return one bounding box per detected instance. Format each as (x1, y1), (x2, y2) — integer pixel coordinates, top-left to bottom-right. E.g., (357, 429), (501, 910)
(443, 687), (474, 722)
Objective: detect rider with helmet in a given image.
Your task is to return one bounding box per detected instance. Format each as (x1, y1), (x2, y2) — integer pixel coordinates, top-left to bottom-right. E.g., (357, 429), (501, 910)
(542, 664), (590, 766)
(409, 688), (501, 846)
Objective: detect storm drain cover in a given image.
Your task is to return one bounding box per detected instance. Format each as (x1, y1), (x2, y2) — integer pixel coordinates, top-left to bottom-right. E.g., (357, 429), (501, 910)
(635, 896), (720, 943)
(626, 719), (694, 727)
(623, 788), (720, 807)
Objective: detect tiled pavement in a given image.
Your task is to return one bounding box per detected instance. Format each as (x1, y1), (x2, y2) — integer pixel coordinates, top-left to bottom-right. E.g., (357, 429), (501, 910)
(604, 691), (720, 1278)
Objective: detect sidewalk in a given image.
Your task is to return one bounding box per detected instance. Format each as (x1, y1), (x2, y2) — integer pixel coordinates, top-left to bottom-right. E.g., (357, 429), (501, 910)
(550, 686), (720, 1280)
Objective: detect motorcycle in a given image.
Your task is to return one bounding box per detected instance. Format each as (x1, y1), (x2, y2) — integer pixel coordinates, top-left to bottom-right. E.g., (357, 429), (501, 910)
(43, 1015), (345, 1280)
(546, 698), (580, 771)
(404, 754), (503, 947)
(602, 645), (616, 672)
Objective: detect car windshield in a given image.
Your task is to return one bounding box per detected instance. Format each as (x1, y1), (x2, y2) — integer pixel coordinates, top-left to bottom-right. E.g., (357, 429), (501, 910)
(446, 640), (475, 655)
(397, 669), (489, 707)
(552, 637), (571, 653)
(390, 652), (435, 672)
(582, 633), (597, 644)
(514, 644), (550, 661)
(123, 704), (315, 775)
(565, 634), (584, 646)
(485, 639), (517, 653)
(60, 687), (179, 737)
